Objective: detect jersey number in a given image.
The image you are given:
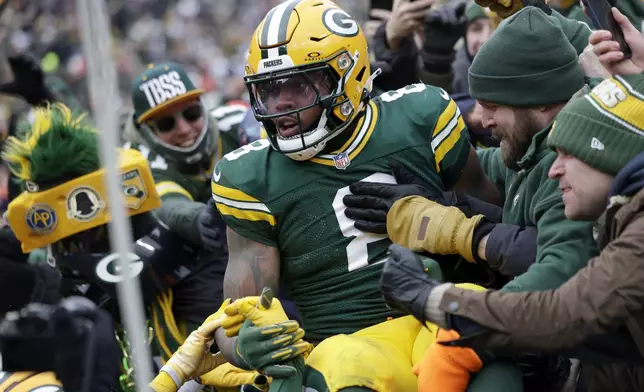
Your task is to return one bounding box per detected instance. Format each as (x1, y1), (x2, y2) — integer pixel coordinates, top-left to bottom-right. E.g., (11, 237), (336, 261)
(379, 83), (427, 103)
(225, 139), (271, 161)
(332, 173), (396, 272)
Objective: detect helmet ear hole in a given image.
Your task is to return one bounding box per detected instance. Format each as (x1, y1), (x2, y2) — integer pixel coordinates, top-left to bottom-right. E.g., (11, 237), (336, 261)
(356, 66), (367, 82)
(320, 96), (335, 109)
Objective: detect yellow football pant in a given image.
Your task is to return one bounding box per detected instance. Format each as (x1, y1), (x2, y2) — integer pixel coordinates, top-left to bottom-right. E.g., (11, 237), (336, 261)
(305, 316), (438, 392)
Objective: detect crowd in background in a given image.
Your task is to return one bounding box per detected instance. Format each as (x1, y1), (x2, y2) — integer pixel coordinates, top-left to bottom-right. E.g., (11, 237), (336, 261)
(0, 0), (368, 223)
(0, 0), (368, 107)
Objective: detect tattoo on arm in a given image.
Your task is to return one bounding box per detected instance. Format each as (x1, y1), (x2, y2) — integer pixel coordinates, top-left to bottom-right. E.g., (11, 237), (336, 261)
(223, 227), (280, 300)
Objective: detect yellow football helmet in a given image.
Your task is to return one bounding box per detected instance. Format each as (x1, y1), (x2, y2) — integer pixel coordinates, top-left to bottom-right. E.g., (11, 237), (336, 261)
(245, 0), (374, 161)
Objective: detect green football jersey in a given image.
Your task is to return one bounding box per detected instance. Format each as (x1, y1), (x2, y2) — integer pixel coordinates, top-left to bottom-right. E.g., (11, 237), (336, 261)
(212, 84), (471, 342)
(128, 142), (211, 203)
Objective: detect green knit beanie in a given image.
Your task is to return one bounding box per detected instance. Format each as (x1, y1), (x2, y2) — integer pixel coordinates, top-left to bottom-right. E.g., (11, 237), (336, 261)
(548, 74), (644, 176)
(468, 6), (584, 106)
(465, 1), (488, 23)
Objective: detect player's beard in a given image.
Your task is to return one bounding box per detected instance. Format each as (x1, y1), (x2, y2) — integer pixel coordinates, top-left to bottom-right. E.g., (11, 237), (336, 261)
(494, 112), (542, 171)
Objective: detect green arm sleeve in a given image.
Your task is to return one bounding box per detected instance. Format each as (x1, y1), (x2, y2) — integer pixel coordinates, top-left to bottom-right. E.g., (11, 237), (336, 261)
(154, 197), (205, 246)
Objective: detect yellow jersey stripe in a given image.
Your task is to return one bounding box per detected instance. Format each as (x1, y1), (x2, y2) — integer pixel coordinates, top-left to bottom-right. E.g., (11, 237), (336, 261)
(329, 103), (370, 154)
(432, 99), (458, 137)
(215, 202), (276, 226)
(349, 101), (380, 160)
(431, 106), (460, 152)
(588, 78), (644, 134)
(434, 116), (467, 172)
(156, 181), (194, 201)
(310, 101), (378, 166)
(212, 193), (271, 212)
(211, 182), (260, 202)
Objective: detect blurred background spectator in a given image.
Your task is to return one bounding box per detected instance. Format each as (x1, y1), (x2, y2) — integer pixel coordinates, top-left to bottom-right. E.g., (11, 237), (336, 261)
(0, 0), (370, 110)
(0, 0), (368, 223)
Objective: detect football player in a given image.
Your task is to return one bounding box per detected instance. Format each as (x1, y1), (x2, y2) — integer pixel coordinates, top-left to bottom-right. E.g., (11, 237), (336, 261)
(209, 0), (500, 390)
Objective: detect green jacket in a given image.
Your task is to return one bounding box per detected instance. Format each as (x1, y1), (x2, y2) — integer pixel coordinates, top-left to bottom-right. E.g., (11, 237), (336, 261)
(477, 126), (599, 292)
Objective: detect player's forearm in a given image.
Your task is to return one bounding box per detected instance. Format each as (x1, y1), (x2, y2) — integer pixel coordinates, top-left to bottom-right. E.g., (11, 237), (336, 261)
(223, 227), (280, 300)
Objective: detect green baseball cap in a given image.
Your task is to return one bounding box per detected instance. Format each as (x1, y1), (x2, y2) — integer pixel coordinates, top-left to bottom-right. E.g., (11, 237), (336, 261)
(131, 63), (204, 124)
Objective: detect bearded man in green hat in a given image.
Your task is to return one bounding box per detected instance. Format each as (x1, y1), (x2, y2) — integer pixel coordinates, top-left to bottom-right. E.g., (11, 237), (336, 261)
(347, 5), (600, 304)
(343, 6), (602, 390)
(381, 72), (644, 391)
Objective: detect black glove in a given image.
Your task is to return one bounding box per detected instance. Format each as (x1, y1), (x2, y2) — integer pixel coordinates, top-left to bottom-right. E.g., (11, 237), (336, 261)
(442, 190), (503, 222)
(380, 244), (441, 324)
(0, 226), (28, 263)
(198, 199), (226, 252)
(29, 264), (62, 305)
(53, 297), (121, 392)
(0, 54), (56, 107)
(343, 159), (442, 234)
(422, 2), (467, 73)
(517, 353), (571, 392)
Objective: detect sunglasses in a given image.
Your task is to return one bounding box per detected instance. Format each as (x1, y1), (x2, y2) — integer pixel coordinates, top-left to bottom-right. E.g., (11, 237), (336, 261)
(149, 104), (203, 133)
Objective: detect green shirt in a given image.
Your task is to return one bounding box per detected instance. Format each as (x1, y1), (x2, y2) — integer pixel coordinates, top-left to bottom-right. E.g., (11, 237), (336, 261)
(213, 84), (472, 341)
(477, 125), (599, 293)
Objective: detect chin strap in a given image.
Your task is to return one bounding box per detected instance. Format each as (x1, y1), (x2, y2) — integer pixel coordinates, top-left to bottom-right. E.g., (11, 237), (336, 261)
(364, 67), (382, 95)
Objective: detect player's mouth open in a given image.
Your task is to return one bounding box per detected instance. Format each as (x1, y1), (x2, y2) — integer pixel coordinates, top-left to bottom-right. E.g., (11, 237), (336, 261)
(277, 118), (300, 138)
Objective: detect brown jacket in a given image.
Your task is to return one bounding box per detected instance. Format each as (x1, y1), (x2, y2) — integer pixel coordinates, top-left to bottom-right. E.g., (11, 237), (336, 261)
(439, 188), (644, 390)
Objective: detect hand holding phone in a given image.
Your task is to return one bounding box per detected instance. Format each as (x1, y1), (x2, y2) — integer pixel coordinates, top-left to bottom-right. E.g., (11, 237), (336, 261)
(589, 7), (644, 75)
(385, 0), (435, 49)
(582, 0), (632, 58)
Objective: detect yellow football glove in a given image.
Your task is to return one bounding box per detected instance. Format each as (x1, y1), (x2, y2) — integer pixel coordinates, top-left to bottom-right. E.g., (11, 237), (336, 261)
(222, 291), (289, 337)
(203, 297), (232, 324)
(476, 0), (549, 19)
(151, 299), (230, 391)
(387, 196), (484, 263)
(476, 0), (521, 18)
(199, 363), (270, 392)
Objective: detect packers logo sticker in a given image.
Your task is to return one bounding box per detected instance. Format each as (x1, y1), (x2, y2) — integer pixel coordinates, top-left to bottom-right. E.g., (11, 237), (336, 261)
(25, 204), (57, 234)
(322, 9), (359, 37)
(66, 186), (105, 222)
(121, 169), (148, 209)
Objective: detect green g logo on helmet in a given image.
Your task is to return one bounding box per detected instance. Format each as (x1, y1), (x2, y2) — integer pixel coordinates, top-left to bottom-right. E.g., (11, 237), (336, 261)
(131, 63), (216, 170)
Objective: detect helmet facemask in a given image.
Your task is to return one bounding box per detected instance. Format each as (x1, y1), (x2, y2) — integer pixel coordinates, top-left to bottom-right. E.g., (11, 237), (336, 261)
(246, 50), (364, 161)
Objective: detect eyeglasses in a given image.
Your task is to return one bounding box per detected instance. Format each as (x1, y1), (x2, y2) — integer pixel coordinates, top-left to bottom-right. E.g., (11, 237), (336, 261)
(149, 104), (203, 133)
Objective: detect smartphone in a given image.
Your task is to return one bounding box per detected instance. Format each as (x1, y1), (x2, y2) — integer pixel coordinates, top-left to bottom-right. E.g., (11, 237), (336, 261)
(370, 0), (394, 11)
(582, 0), (632, 58)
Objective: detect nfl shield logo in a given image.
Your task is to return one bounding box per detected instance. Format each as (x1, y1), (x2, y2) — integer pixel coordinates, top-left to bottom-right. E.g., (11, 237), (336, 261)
(333, 152), (351, 170)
